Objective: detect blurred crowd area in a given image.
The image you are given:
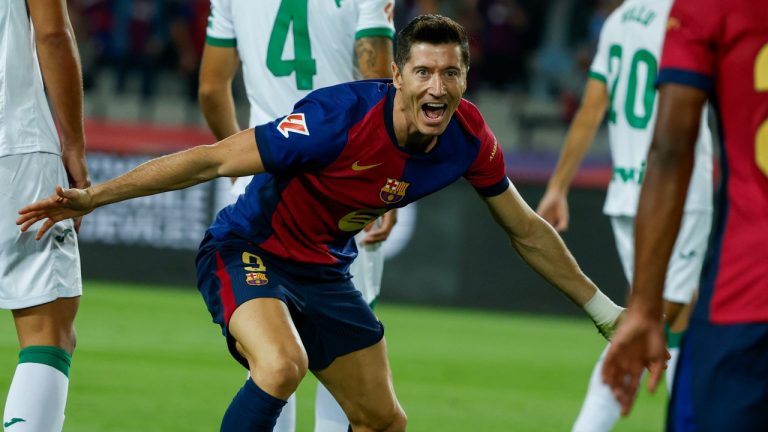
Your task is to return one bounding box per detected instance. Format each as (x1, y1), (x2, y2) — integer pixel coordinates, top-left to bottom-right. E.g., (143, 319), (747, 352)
(69, 0), (621, 154)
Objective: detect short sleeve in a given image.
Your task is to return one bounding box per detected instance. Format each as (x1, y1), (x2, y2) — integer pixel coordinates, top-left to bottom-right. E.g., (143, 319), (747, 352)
(588, 21), (611, 83)
(465, 125), (510, 197)
(206, 0), (236, 47)
(355, 0), (396, 40)
(657, 0), (719, 92)
(253, 93), (349, 175)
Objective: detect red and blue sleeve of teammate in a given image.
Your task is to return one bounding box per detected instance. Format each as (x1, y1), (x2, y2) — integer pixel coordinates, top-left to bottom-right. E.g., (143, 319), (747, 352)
(657, 0), (717, 92)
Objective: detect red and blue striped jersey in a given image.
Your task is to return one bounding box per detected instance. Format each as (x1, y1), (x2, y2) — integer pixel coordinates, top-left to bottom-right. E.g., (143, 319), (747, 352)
(658, 0), (768, 323)
(209, 80), (509, 273)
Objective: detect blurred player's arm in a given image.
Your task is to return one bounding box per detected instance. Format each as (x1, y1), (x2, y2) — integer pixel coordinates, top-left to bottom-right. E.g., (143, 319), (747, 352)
(603, 83), (706, 414)
(355, 36), (394, 79)
(537, 78), (608, 232)
(485, 184), (623, 338)
(28, 0), (91, 229)
(355, 35), (398, 244)
(17, 130), (264, 239)
(199, 45), (241, 140)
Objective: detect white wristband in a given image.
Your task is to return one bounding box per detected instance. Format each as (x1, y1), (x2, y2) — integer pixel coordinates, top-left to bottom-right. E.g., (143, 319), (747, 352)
(583, 290), (623, 325)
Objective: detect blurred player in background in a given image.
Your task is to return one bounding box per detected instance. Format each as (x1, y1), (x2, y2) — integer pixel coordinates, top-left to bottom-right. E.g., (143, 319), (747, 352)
(603, 1), (768, 431)
(18, 16), (625, 432)
(1, 0), (90, 430)
(536, 0), (712, 429)
(198, 0), (396, 430)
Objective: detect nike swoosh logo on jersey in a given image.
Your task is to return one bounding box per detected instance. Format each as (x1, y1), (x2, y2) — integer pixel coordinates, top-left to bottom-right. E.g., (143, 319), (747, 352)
(4, 418), (26, 428)
(352, 161), (382, 171)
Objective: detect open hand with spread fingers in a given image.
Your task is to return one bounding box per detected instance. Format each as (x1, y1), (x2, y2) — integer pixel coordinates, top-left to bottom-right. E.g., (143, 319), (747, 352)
(16, 185), (95, 240)
(601, 309), (670, 415)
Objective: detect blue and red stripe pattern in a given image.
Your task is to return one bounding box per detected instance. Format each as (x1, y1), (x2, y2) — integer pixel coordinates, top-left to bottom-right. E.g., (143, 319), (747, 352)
(209, 80), (509, 275)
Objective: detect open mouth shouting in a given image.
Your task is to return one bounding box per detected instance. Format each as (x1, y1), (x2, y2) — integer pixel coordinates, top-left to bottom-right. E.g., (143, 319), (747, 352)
(421, 102), (448, 126)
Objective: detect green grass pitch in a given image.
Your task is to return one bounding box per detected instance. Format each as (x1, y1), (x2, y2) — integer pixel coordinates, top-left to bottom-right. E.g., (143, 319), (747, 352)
(0, 282), (666, 431)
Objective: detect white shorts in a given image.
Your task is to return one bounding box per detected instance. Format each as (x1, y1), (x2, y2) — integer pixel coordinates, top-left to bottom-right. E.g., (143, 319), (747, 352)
(231, 177), (385, 305)
(610, 211), (712, 304)
(0, 153), (82, 309)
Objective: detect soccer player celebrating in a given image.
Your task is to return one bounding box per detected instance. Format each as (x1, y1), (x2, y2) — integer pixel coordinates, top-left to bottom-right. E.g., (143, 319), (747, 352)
(536, 0), (713, 429)
(602, 1), (768, 430)
(198, 1), (397, 430)
(18, 16), (622, 432)
(1, 0), (90, 430)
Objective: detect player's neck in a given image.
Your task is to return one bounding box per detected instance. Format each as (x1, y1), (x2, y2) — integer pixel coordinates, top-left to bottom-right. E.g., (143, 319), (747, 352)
(391, 94), (439, 154)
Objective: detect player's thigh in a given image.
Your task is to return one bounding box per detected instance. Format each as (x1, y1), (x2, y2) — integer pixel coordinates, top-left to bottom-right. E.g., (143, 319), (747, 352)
(196, 237), (308, 389)
(663, 211), (712, 304)
(313, 337), (404, 429)
(229, 297), (307, 369)
(0, 153), (82, 311)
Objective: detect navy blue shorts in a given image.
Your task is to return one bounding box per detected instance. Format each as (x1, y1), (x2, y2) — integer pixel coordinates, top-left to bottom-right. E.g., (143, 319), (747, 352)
(195, 232), (384, 371)
(668, 318), (768, 432)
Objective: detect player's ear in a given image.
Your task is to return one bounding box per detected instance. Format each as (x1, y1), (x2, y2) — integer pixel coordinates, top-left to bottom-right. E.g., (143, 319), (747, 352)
(460, 66), (469, 94)
(392, 62), (402, 89)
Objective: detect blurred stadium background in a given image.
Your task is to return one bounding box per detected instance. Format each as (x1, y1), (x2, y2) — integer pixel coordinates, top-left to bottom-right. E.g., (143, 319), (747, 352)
(4, 0), (678, 430)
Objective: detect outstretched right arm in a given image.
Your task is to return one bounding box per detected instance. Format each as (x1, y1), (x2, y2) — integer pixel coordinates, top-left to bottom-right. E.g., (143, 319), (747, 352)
(17, 129), (264, 239)
(536, 78), (608, 231)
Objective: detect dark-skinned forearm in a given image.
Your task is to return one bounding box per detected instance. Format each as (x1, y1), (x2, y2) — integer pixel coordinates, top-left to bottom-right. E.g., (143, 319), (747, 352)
(630, 84), (704, 317)
(199, 87), (240, 140)
(36, 26), (84, 150)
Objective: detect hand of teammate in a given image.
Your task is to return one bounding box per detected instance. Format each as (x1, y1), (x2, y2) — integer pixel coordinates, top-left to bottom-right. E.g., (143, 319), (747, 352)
(61, 146), (92, 233)
(601, 308), (669, 416)
(16, 185), (95, 240)
(362, 209), (398, 245)
(536, 189), (569, 232)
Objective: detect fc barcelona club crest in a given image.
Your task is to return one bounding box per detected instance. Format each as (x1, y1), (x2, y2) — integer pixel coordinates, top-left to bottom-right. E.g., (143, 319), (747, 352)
(380, 178), (410, 204)
(245, 272), (268, 286)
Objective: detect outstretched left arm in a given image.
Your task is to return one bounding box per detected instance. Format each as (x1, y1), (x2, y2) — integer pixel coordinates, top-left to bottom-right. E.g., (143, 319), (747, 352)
(484, 184), (623, 337)
(17, 129), (264, 239)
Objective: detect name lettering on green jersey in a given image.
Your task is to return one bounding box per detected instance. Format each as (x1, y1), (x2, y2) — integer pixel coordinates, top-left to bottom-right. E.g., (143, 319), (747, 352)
(622, 6), (656, 26)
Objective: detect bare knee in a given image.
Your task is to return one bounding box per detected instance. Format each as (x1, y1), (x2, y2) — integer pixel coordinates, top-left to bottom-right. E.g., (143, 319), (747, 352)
(349, 405), (407, 432)
(248, 348), (308, 399)
(13, 301), (78, 354)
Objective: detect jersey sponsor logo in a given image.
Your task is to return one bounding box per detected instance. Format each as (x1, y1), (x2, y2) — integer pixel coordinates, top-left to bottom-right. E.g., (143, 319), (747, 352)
(384, 2), (394, 23)
(352, 160), (382, 171)
(277, 113), (310, 138)
(338, 209), (387, 231)
(3, 418), (26, 428)
(380, 178), (410, 204)
(612, 162), (646, 184)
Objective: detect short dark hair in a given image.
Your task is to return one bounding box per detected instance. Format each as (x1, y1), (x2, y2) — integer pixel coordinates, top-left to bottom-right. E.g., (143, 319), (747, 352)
(394, 15), (470, 71)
